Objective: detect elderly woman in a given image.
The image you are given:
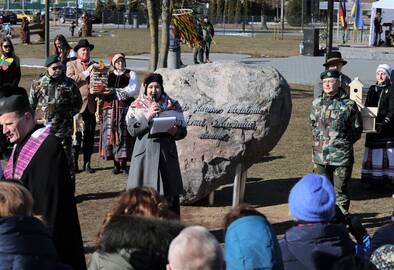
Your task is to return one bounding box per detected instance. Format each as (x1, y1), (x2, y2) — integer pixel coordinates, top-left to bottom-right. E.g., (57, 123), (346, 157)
(126, 73), (187, 216)
(0, 38), (21, 88)
(362, 64), (394, 186)
(99, 53), (138, 174)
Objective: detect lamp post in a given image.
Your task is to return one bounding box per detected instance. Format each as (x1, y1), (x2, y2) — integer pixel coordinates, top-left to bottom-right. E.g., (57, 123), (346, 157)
(327, 0), (334, 53)
(280, 0), (284, 39)
(45, 0), (50, 58)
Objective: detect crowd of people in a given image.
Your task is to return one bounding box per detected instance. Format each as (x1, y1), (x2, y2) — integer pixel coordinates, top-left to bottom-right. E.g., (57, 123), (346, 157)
(0, 29), (393, 269)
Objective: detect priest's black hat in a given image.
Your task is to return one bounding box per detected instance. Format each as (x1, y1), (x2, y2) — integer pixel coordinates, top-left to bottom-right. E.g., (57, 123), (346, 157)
(0, 95), (31, 115)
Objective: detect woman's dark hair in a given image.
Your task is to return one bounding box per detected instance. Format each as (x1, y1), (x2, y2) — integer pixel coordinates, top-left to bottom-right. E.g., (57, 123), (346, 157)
(53, 34), (72, 61)
(1, 37), (15, 55)
(143, 73), (165, 95)
(223, 204), (267, 233)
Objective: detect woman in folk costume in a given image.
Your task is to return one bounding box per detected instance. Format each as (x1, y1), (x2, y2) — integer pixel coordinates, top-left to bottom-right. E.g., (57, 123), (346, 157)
(99, 53), (138, 174)
(126, 73), (187, 216)
(362, 64), (394, 186)
(0, 38), (21, 88)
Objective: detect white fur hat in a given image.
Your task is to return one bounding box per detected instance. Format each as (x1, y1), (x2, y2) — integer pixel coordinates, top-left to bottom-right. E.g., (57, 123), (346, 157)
(376, 64), (392, 78)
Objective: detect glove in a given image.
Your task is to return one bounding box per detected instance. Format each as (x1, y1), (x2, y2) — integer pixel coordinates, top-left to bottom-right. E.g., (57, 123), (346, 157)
(377, 117), (391, 133)
(348, 216), (367, 243)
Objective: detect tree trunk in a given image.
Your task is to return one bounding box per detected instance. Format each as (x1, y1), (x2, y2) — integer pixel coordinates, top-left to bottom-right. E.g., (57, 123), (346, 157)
(147, 0), (159, 71)
(158, 0), (172, 68)
(260, 1), (268, 30)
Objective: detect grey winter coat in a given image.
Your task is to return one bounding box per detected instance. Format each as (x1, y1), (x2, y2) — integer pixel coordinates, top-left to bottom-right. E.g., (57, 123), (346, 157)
(125, 103), (187, 196)
(88, 251), (134, 270)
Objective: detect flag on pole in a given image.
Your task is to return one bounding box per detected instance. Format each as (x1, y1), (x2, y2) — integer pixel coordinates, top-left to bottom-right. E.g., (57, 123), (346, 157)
(339, 0), (347, 29)
(351, 0), (363, 30)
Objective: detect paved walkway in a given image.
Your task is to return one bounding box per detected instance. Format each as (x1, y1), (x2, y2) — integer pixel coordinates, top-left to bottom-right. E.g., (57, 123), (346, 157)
(22, 50), (394, 89)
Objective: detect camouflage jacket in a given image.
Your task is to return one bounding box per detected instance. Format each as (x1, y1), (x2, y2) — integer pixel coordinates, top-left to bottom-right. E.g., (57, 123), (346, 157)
(29, 73), (82, 140)
(310, 88), (363, 166)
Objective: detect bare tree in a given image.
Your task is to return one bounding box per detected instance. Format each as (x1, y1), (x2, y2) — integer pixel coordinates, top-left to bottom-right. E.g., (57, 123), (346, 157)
(260, 0), (268, 30)
(158, 0), (172, 68)
(146, 0), (159, 71)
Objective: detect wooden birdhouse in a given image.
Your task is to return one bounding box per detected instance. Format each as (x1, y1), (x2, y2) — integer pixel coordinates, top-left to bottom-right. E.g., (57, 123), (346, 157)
(349, 77), (378, 133)
(349, 77), (366, 108)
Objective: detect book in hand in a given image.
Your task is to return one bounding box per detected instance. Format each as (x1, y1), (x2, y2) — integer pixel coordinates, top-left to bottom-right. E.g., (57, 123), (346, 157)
(150, 116), (177, 135)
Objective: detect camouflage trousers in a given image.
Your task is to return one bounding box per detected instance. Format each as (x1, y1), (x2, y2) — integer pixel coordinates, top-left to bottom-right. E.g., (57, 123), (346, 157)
(314, 164), (353, 215)
(60, 137), (76, 194)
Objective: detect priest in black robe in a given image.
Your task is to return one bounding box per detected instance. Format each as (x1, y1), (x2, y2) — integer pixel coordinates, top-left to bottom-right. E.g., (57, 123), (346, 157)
(0, 95), (86, 270)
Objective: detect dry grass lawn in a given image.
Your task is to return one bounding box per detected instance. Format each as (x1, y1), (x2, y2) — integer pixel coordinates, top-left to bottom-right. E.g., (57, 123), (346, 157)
(14, 28), (301, 59)
(19, 66), (394, 263)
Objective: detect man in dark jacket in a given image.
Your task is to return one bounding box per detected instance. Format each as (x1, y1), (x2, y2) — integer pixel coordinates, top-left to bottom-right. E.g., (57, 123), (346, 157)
(0, 95), (86, 270)
(280, 174), (355, 270)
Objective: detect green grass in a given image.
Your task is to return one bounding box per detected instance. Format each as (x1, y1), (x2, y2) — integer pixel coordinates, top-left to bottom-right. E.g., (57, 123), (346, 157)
(15, 28), (301, 59)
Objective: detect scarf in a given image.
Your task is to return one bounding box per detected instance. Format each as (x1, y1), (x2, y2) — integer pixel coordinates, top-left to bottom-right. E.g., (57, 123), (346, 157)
(131, 93), (183, 113)
(4, 125), (52, 180)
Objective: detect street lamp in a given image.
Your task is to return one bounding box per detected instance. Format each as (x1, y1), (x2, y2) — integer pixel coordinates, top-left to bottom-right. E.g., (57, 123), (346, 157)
(327, 0), (334, 53)
(45, 0), (49, 58)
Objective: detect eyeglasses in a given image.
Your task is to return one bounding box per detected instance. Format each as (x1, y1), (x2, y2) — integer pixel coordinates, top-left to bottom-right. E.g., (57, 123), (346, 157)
(2, 45), (11, 49)
(51, 66), (62, 71)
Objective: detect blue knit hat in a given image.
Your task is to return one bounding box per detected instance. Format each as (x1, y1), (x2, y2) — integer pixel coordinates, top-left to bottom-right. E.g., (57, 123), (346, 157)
(289, 174), (336, 222)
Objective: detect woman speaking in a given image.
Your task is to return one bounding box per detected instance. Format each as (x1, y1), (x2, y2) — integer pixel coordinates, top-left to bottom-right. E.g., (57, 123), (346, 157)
(126, 73), (187, 216)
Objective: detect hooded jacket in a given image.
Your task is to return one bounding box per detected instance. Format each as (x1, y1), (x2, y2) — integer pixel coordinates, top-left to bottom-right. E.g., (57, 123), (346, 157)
(279, 222), (355, 270)
(224, 215), (284, 270)
(89, 215), (184, 270)
(0, 216), (71, 270)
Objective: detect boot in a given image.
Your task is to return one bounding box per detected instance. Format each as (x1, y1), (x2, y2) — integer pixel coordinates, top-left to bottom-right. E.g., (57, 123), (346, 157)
(112, 161), (121, 175)
(83, 161), (95, 174)
(73, 155), (80, 173)
(121, 161), (128, 174)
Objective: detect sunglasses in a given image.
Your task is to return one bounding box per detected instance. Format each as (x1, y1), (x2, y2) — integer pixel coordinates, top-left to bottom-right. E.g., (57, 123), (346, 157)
(2, 45), (11, 49)
(51, 66), (62, 71)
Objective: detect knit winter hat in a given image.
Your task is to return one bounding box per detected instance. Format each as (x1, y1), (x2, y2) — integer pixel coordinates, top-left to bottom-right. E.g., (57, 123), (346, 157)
(376, 64), (392, 78)
(289, 174), (336, 222)
(371, 245), (394, 270)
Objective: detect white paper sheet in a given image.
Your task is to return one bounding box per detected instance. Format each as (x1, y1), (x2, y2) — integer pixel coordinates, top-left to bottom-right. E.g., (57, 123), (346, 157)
(159, 110), (185, 121)
(150, 116), (177, 134)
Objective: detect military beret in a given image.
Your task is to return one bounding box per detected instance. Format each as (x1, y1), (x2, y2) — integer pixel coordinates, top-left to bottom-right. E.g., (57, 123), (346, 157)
(320, 70), (340, 80)
(45, 55), (60, 67)
(0, 95), (31, 115)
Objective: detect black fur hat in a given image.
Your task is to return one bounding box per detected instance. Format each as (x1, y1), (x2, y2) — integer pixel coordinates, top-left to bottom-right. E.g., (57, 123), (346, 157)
(143, 73), (165, 95)
(101, 215), (184, 269)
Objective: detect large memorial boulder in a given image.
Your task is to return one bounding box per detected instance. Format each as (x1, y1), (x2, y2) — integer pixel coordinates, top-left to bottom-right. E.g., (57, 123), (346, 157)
(157, 62), (292, 204)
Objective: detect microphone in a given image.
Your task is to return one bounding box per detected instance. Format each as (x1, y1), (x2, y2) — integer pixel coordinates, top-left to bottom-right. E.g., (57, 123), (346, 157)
(151, 92), (158, 102)
(151, 92), (159, 118)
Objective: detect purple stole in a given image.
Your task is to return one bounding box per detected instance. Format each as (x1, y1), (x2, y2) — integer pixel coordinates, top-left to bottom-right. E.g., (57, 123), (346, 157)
(4, 126), (51, 180)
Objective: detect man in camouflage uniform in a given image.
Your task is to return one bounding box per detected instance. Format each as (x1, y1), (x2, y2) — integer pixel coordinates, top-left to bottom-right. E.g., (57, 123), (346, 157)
(29, 55), (82, 193)
(314, 51), (352, 98)
(310, 70), (363, 215)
